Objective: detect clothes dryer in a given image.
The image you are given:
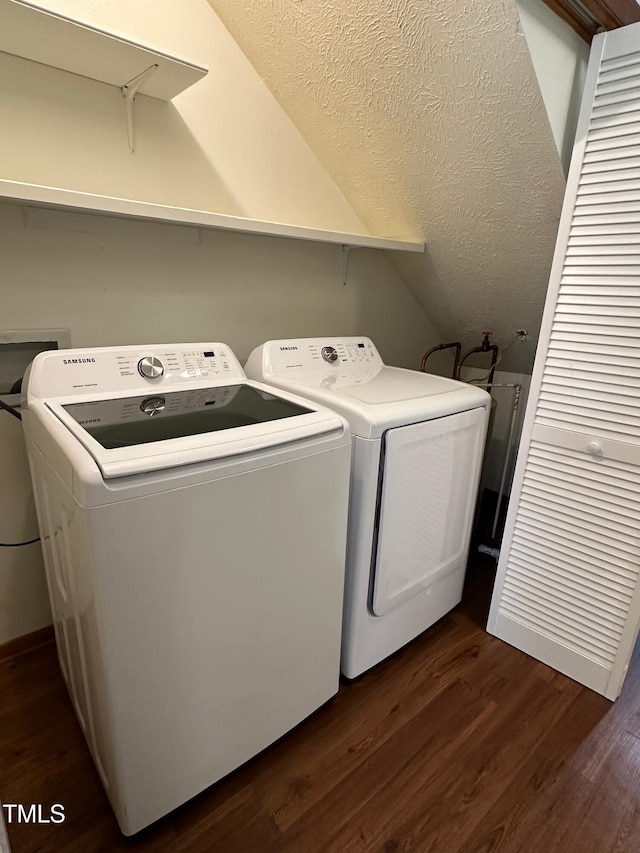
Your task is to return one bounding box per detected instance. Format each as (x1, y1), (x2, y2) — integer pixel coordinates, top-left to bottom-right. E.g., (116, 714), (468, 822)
(22, 342), (351, 834)
(245, 337), (491, 678)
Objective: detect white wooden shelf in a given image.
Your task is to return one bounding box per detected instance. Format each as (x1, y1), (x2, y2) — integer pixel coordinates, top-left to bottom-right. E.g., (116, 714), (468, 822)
(0, 0), (208, 99)
(0, 180), (425, 252)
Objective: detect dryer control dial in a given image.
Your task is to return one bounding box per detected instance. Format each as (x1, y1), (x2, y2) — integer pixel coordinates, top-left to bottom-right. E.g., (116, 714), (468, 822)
(138, 356), (164, 379)
(321, 346), (339, 364)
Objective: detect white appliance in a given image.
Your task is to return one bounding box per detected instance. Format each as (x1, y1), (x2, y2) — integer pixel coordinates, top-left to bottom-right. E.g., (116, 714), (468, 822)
(245, 337), (491, 678)
(22, 343), (351, 835)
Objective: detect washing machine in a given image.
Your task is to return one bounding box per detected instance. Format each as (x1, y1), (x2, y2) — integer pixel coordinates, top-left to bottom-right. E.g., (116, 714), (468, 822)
(22, 342), (351, 835)
(245, 337), (491, 678)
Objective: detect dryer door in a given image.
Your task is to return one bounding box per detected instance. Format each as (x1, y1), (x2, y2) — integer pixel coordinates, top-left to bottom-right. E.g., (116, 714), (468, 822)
(372, 406), (487, 616)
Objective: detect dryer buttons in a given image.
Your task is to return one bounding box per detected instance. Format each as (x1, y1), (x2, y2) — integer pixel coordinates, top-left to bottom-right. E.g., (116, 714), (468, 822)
(321, 346), (339, 364)
(138, 356), (164, 379)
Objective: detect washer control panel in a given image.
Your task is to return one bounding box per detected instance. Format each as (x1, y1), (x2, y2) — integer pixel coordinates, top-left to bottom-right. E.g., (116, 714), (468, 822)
(116, 347), (237, 382)
(261, 337), (382, 377)
(28, 343), (246, 400)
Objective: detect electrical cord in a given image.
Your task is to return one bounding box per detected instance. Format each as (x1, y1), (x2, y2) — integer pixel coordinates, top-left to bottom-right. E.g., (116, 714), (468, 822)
(0, 398), (22, 420)
(467, 332), (524, 384)
(0, 395), (40, 545)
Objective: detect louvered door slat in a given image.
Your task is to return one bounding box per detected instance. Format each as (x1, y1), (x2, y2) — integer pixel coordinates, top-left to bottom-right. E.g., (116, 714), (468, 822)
(498, 445), (640, 671)
(586, 134), (640, 153)
(601, 54), (640, 73)
(575, 201), (640, 216)
(513, 518), (639, 580)
(552, 322), (640, 336)
(569, 233), (640, 243)
(556, 300), (640, 313)
(582, 153), (640, 171)
(577, 177), (640, 193)
(548, 338), (640, 356)
(522, 465), (640, 519)
(584, 143), (640, 161)
(580, 162), (640, 180)
(600, 61), (640, 80)
(503, 575), (626, 633)
(597, 72), (640, 94)
(502, 581), (621, 649)
(519, 494), (640, 555)
(519, 478), (640, 532)
(508, 538), (635, 605)
(546, 357), (640, 381)
(593, 98), (640, 118)
(570, 224), (640, 236)
(538, 389), (640, 418)
(489, 28), (640, 700)
(545, 368), (640, 393)
(569, 212), (640, 225)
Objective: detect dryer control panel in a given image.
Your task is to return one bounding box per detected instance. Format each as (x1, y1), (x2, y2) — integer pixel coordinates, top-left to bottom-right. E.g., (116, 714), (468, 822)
(25, 343), (246, 400)
(256, 337), (383, 378)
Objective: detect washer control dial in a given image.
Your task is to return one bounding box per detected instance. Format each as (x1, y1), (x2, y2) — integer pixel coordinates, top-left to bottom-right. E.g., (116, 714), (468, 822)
(140, 396), (166, 416)
(321, 345), (339, 364)
(138, 356), (164, 379)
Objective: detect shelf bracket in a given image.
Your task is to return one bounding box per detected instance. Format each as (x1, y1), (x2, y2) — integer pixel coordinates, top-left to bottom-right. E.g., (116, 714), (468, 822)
(122, 64), (159, 154)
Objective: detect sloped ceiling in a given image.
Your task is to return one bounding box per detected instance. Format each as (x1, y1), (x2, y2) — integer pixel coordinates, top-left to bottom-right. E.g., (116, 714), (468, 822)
(207, 0), (567, 373)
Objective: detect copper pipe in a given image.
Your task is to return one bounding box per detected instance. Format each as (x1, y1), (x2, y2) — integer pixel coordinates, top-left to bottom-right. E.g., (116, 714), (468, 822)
(420, 342), (461, 377)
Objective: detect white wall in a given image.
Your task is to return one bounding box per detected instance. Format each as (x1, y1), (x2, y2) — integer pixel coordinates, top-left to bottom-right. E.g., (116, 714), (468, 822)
(515, 0), (590, 174)
(208, 0), (567, 375)
(0, 201), (440, 645)
(460, 367), (531, 499)
(0, 409), (52, 642)
(0, 0), (374, 236)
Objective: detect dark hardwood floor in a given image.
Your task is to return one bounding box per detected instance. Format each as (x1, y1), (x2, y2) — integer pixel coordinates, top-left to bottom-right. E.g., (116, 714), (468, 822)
(2, 547), (639, 851)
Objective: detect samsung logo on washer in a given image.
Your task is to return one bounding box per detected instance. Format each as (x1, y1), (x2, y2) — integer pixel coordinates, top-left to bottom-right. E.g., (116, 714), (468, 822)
(63, 357), (96, 365)
(279, 346), (298, 351)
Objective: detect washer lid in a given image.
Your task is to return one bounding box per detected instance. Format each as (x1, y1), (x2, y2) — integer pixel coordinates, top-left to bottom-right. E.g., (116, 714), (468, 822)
(46, 381), (346, 478)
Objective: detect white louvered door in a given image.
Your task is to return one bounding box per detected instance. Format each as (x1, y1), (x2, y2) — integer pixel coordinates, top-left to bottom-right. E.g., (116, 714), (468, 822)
(488, 24), (640, 700)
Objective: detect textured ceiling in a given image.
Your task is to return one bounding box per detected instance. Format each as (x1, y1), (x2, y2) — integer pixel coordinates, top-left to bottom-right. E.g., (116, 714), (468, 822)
(207, 0), (567, 373)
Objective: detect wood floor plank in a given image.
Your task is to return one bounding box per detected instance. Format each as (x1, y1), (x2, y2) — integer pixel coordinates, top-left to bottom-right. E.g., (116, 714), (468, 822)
(454, 684), (608, 853)
(252, 616), (495, 832)
(0, 626), (55, 663)
(499, 728), (640, 853)
(278, 679), (499, 852)
(326, 669), (574, 852)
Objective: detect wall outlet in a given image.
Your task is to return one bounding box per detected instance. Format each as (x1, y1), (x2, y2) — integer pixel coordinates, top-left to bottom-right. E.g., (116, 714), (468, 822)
(0, 329), (70, 400)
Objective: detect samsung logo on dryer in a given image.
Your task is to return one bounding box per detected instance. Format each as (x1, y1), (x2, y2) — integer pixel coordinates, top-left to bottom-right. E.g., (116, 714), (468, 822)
(63, 357), (96, 365)
(279, 346), (298, 351)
